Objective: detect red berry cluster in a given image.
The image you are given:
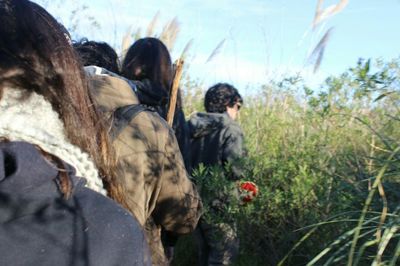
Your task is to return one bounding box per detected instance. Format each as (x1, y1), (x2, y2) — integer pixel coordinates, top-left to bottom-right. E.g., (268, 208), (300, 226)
(239, 181), (258, 203)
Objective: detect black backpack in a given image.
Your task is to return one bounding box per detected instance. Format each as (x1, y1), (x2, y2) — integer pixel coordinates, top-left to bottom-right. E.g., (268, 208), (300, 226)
(110, 104), (152, 140)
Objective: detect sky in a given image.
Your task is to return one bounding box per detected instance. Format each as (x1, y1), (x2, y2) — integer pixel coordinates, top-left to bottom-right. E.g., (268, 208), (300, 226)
(34, 0), (400, 92)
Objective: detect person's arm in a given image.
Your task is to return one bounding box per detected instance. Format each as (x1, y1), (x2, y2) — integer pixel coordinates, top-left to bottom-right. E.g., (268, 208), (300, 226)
(221, 123), (246, 180)
(172, 109), (192, 171)
(152, 127), (202, 235)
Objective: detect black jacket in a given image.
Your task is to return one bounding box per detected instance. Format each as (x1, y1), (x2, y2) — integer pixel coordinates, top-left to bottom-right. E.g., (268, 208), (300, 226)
(0, 141), (151, 266)
(188, 112), (245, 180)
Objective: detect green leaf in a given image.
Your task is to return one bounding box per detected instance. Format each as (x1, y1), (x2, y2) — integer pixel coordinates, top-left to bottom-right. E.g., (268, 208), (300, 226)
(374, 91), (395, 102)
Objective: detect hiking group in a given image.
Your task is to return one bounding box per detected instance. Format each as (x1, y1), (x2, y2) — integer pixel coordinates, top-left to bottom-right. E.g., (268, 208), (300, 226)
(0, 0), (254, 265)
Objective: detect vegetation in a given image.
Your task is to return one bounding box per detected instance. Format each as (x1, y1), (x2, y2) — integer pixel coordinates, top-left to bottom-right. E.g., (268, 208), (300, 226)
(174, 58), (400, 266)
(33, 1), (400, 264)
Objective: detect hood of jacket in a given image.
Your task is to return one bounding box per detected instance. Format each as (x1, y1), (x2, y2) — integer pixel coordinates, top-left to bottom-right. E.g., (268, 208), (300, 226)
(0, 141), (84, 198)
(131, 79), (169, 108)
(85, 66), (168, 112)
(85, 66), (140, 111)
(188, 112), (233, 139)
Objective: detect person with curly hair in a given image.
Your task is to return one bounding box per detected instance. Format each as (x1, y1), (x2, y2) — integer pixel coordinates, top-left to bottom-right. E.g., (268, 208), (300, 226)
(73, 39), (120, 74)
(189, 83), (245, 266)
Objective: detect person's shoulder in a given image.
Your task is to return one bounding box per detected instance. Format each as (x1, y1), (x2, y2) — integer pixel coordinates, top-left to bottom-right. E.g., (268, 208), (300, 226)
(90, 73), (135, 96)
(228, 119), (243, 131)
(85, 66), (140, 105)
(223, 116), (243, 134)
(134, 108), (173, 136)
(218, 119), (244, 146)
(73, 187), (151, 265)
(126, 106), (168, 134)
(74, 187), (141, 232)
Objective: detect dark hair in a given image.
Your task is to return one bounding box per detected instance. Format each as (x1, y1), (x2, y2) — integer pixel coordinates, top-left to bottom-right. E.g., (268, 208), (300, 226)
(204, 83), (243, 113)
(73, 39), (120, 74)
(0, 0), (127, 206)
(121, 37), (173, 94)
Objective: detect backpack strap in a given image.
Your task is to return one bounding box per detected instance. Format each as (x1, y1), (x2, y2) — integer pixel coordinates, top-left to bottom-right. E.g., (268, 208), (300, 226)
(110, 104), (150, 140)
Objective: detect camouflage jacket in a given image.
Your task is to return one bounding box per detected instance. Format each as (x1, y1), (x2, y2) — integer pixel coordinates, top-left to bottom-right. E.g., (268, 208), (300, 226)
(87, 68), (202, 264)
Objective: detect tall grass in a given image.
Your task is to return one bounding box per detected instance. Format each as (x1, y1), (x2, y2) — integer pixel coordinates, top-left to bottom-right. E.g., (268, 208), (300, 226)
(173, 57), (400, 266)
(31, 1), (400, 265)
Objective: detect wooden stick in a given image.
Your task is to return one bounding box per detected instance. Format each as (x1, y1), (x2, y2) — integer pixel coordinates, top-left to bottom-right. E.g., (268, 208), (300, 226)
(167, 58), (184, 126)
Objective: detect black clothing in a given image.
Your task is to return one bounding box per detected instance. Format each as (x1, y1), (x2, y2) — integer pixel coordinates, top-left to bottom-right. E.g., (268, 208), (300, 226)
(188, 112), (245, 180)
(189, 112), (245, 266)
(0, 141), (150, 266)
(172, 108), (191, 170)
(132, 79), (169, 108)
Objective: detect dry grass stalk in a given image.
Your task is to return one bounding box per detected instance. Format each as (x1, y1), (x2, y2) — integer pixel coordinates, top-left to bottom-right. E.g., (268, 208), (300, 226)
(368, 135), (376, 190)
(167, 58), (185, 126)
(160, 17), (180, 51)
(123, 12), (181, 57)
(313, 0), (349, 29)
(376, 182), (388, 244)
(308, 0), (349, 72)
(206, 39), (226, 63)
(308, 27), (334, 73)
(133, 28), (142, 41)
(146, 11), (160, 37)
(121, 26), (132, 61)
(180, 38), (194, 60)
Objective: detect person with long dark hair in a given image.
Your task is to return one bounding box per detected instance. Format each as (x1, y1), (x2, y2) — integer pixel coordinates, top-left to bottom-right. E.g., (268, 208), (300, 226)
(0, 1), (150, 265)
(121, 37), (191, 170)
(74, 40), (202, 266)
